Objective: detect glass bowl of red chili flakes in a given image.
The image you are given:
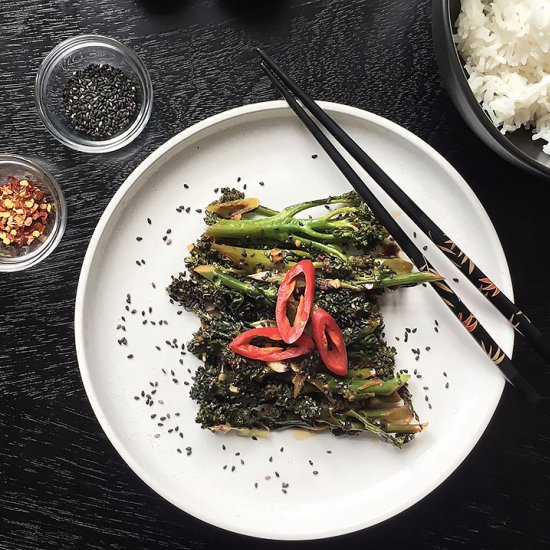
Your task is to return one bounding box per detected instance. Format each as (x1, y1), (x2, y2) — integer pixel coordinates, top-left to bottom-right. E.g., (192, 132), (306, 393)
(0, 154), (66, 272)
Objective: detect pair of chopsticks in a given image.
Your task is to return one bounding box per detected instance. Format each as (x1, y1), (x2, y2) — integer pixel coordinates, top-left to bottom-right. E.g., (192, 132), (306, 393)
(257, 48), (546, 404)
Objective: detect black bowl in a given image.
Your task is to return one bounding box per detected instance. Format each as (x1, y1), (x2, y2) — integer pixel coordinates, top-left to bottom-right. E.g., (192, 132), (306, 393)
(432, 0), (550, 180)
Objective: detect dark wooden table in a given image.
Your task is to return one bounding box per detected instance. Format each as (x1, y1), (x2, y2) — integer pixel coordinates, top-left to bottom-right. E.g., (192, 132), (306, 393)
(2, 1), (550, 548)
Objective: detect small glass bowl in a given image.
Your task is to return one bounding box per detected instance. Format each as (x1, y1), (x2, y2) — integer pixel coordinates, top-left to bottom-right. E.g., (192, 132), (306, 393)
(35, 35), (153, 153)
(0, 154), (67, 272)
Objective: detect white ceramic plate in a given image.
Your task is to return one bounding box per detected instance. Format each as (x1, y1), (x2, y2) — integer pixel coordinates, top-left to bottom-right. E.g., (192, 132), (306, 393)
(75, 101), (513, 540)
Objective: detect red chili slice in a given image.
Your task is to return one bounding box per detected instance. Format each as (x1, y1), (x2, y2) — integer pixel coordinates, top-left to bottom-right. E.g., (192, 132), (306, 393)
(275, 259), (316, 344)
(311, 308), (348, 376)
(229, 326), (315, 362)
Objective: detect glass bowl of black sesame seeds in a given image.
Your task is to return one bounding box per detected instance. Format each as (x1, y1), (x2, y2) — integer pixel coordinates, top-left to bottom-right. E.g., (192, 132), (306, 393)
(35, 35), (153, 153)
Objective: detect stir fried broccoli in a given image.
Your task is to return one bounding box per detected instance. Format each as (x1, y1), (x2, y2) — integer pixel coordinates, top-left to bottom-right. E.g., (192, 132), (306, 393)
(168, 189), (428, 447)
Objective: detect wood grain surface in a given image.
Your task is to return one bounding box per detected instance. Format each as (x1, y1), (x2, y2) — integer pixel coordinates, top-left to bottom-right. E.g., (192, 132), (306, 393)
(1, 1), (550, 548)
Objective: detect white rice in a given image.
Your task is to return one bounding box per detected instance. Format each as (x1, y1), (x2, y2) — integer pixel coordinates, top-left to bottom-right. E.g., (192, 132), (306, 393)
(455, 0), (550, 154)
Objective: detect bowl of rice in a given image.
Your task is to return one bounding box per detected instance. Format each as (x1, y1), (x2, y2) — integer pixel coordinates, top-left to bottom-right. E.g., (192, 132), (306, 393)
(432, 0), (550, 179)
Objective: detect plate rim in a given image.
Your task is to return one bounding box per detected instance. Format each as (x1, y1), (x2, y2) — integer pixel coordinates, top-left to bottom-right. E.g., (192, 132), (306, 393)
(74, 100), (513, 540)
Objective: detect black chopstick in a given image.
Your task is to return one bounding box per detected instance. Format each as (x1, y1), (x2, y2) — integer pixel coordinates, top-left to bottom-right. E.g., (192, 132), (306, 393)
(259, 57), (541, 404)
(258, 48), (550, 367)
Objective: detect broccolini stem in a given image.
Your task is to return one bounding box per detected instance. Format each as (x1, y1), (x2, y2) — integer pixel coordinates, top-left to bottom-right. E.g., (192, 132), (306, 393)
(254, 206), (279, 217)
(206, 195), (365, 242)
(355, 271), (443, 288)
(381, 422), (426, 434)
(282, 196), (346, 217)
(249, 270), (442, 290)
(213, 244), (418, 279)
(211, 243), (312, 272)
(345, 409), (410, 445)
(358, 406), (414, 422)
(195, 265), (277, 301)
(318, 206), (358, 221)
(288, 234), (348, 262)
(324, 373), (410, 397)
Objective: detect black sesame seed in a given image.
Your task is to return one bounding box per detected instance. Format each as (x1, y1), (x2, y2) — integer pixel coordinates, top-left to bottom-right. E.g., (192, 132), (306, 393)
(62, 64), (138, 139)
(231, 466), (236, 472)
(312, 154), (318, 159)
(313, 470), (319, 475)
(147, 218), (152, 225)
(127, 354), (134, 359)
(183, 184), (189, 189)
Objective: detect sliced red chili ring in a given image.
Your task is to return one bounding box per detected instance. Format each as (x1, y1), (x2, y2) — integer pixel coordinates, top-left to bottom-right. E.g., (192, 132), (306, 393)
(229, 326), (315, 362)
(275, 259), (316, 344)
(311, 308), (348, 376)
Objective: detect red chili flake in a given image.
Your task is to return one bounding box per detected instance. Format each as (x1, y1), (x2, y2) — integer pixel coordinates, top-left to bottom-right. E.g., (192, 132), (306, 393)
(0, 177), (53, 246)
